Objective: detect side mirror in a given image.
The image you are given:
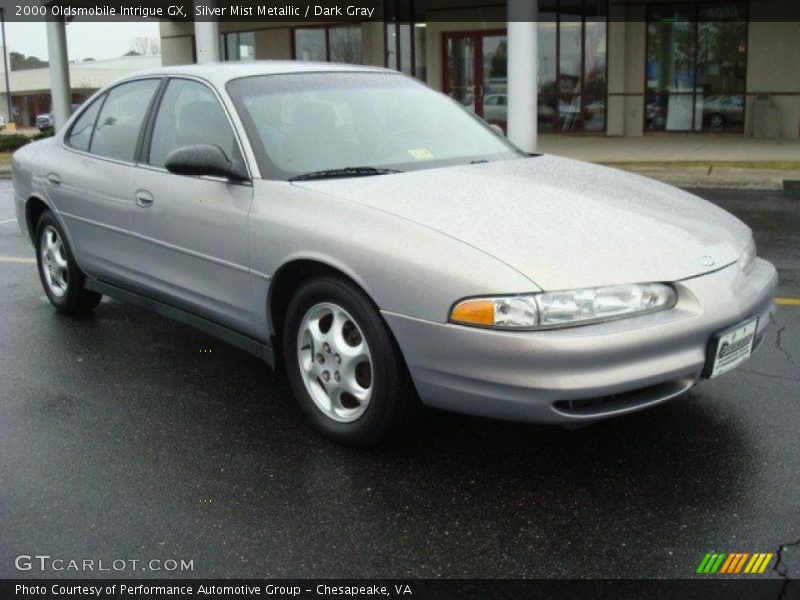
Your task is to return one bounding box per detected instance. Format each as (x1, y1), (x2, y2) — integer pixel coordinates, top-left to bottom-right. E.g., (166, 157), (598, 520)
(164, 144), (248, 181)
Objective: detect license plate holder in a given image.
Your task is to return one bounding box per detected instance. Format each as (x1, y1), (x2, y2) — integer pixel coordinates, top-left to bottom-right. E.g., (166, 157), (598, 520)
(705, 317), (758, 379)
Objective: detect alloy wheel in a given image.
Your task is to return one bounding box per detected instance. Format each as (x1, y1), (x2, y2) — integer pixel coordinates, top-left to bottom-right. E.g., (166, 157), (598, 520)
(40, 225), (69, 298)
(296, 302), (373, 423)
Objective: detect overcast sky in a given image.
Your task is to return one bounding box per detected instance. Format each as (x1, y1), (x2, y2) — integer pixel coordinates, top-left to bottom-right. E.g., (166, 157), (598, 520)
(3, 21), (161, 61)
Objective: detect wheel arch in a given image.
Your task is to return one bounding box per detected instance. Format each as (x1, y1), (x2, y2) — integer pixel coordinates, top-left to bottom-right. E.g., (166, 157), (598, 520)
(24, 194), (51, 241)
(25, 196), (80, 270)
(267, 258), (383, 372)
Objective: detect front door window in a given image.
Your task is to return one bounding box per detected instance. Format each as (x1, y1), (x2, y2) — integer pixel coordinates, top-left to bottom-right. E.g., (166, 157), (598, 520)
(147, 78), (239, 168)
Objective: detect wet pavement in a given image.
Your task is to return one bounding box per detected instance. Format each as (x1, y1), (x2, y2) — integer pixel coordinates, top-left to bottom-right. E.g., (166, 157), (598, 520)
(0, 182), (798, 579)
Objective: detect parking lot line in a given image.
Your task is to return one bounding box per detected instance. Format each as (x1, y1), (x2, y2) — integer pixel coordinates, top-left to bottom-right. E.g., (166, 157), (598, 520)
(0, 219), (17, 225)
(0, 256), (35, 264)
(775, 297), (800, 306)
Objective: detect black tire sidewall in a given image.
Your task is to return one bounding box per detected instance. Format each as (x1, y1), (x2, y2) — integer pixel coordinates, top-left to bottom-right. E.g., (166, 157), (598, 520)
(283, 277), (406, 447)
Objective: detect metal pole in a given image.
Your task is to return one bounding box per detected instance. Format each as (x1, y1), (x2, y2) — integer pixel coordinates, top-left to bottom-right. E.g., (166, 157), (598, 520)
(507, 0), (538, 153)
(46, 19), (71, 131)
(0, 9), (12, 124)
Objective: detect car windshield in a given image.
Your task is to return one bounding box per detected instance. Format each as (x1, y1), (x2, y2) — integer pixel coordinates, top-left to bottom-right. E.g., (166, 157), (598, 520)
(226, 72), (523, 180)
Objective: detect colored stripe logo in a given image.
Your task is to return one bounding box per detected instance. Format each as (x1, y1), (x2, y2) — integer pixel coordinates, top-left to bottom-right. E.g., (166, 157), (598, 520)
(696, 552), (773, 574)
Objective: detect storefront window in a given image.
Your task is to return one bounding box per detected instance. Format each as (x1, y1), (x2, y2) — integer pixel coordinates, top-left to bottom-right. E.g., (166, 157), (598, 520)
(583, 6), (607, 132)
(445, 35), (476, 110)
(646, 2), (747, 132)
(558, 0), (583, 131)
(537, 5), (558, 132)
(384, 0), (427, 81)
(329, 27), (363, 64)
(444, 0), (607, 133)
(294, 29), (326, 62)
(221, 31), (255, 62)
(294, 26), (362, 64)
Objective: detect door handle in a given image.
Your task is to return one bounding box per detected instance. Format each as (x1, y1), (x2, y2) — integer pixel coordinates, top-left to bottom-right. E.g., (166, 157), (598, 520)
(134, 190), (154, 208)
(46, 172), (61, 187)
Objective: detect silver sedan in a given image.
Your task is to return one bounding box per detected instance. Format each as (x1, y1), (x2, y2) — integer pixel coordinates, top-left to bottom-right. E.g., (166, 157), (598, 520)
(12, 62), (777, 446)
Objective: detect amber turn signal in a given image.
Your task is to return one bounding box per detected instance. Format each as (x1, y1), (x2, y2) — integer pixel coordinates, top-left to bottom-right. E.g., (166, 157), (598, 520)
(449, 298), (496, 326)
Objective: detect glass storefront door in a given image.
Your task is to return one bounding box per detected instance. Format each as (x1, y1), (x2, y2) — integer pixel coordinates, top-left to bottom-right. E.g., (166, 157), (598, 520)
(444, 32), (508, 128)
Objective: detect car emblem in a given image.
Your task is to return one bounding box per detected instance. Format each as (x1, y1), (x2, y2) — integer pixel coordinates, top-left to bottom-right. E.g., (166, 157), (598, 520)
(700, 255), (715, 267)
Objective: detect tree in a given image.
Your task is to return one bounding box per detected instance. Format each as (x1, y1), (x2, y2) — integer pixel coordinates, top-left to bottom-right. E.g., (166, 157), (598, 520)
(129, 37), (160, 57)
(9, 51), (48, 71)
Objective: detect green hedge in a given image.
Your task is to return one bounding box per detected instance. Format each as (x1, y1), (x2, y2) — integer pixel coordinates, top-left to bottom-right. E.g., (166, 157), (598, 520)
(33, 128), (54, 140)
(0, 134), (33, 153)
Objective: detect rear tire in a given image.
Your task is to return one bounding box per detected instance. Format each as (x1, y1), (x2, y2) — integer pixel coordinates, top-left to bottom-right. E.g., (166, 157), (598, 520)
(283, 276), (416, 447)
(35, 211), (102, 315)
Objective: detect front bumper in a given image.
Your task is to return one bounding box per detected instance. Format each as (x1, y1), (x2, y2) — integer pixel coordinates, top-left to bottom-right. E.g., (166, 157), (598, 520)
(383, 258), (777, 424)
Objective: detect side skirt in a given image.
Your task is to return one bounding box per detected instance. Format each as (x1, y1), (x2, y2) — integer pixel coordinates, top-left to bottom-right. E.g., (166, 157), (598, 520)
(85, 278), (275, 368)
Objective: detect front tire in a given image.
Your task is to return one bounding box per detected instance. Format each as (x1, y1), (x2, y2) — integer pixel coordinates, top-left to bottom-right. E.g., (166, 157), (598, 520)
(283, 276), (416, 447)
(35, 211), (102, 315)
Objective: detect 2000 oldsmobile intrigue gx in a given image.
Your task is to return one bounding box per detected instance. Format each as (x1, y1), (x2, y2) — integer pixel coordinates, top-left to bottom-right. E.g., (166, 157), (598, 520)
(13, 63), (777, 446)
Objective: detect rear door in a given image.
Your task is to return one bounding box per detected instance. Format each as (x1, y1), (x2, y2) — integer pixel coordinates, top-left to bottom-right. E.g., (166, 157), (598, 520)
(49, 78), (161, 285)
(126, 77), (256, 336)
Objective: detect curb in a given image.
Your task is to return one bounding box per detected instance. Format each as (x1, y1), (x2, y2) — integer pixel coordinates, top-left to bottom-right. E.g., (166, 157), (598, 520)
(610, 165), (795, 192)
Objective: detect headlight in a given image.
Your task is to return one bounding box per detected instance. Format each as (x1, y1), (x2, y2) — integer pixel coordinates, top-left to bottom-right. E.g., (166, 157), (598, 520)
(450, 283), (676, 330)
(738, 237), (756, 274)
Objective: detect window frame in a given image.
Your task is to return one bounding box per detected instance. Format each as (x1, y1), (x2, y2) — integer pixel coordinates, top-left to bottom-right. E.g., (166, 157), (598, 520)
(137, 75), (254, 184)
(62, 76), (165, 166)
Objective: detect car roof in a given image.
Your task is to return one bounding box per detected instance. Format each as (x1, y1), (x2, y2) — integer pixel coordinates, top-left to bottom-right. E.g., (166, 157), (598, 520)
(118, 60), (394, 87)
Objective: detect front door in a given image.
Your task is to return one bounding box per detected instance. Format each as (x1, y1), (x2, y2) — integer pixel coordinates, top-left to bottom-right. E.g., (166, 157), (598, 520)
(443, 32), (508, 129)
(127, 77), (256, 337)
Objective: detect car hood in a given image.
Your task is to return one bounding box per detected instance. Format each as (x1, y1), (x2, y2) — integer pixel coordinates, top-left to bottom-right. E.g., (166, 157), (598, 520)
(293, 155), (751, 290)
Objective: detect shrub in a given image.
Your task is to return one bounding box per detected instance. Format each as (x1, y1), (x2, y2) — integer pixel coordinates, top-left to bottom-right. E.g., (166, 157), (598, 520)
(0, 134), (33, 153)
(33, 128), (54, 140)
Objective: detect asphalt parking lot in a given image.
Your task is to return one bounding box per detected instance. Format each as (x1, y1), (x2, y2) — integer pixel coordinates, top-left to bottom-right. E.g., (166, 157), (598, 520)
(1, 180), (798, 580)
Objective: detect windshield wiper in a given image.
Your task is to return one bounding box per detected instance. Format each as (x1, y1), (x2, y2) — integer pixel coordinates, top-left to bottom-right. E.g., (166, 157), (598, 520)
(288, 166), (402, 182)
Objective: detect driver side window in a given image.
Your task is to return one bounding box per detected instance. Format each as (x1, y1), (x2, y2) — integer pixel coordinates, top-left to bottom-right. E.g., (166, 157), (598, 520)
(148, 79), (239, 169)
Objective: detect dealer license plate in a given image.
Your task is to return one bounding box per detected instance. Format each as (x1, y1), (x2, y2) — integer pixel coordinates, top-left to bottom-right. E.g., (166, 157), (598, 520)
(708, 318), (758, 379)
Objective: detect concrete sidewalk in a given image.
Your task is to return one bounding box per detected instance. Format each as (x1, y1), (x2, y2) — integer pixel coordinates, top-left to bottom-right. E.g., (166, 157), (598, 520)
(538, 133), (800, 190)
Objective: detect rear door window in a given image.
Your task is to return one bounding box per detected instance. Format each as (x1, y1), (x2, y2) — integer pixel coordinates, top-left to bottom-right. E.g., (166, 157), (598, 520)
(89, 79), (160, 162)
(65, 94), (105, 152)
